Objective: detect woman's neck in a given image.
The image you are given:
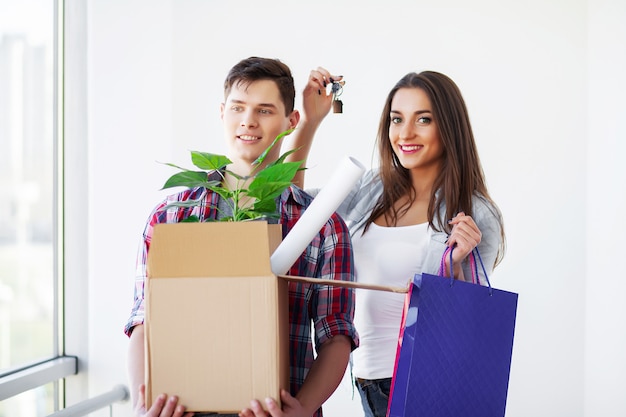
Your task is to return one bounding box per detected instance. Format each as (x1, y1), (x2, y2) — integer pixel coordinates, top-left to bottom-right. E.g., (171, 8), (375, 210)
(375, 166), (439, 227)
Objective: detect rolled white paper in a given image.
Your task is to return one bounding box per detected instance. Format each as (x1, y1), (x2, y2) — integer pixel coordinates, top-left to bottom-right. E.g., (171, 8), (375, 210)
(270, 156), (365, 275)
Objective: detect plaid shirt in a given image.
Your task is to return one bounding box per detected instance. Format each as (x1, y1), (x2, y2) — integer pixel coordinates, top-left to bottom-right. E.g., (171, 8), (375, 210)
(125, 173), (358, 416)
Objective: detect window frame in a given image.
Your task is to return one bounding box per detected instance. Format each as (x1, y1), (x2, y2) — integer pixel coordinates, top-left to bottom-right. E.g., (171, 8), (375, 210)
(0, 0), (81, 410)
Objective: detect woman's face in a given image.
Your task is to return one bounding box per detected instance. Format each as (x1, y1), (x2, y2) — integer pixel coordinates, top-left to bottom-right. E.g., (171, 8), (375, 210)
(388, 87), (444, 175)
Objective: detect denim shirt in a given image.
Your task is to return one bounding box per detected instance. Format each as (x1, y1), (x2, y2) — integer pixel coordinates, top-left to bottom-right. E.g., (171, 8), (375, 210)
(309, 169), (503, 285)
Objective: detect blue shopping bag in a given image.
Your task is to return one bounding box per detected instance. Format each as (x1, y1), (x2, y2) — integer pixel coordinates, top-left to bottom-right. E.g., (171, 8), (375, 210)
(388, 248), (518, 417)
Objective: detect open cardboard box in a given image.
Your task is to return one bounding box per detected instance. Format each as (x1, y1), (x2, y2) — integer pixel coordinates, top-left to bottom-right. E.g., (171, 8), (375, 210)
(145, 221), (407, 413)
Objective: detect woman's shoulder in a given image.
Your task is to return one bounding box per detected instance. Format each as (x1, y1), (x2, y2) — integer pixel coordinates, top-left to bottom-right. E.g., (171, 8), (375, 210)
(305, 167), (381, 194)
(471, 193), (502, 222)
(469, 194), (504, 250)
(342, 168), (382, 207)
(362, 167), (381, 183)
(354, 168), (382, 195)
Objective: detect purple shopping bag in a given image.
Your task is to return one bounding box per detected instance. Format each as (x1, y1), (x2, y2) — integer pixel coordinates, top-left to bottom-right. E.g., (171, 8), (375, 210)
(387, 248), (518, 417)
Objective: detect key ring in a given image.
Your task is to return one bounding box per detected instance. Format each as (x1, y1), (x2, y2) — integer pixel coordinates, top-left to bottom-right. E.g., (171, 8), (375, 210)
(331, 81), (344, 114)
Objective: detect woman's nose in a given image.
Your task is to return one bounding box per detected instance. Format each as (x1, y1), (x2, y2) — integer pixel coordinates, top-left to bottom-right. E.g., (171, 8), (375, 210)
(399, 122), (415, 139)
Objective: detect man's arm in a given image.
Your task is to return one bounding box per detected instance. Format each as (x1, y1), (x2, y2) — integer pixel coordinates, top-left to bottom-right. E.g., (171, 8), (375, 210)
(240, 335), (352, 417)
(127, 325), (193, 417)
(292, 335), (353, 414)
(127, 325), (146, 409)
(292, 212), (358, 414)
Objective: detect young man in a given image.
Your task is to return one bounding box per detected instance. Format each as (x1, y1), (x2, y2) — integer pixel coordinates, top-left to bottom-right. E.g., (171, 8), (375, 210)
(124, 57), (359, 417)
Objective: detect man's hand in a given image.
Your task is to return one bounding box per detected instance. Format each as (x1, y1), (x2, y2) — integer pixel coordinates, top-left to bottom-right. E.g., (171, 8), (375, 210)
(239, 389), (306, 417)
(133, 384), (194, 417)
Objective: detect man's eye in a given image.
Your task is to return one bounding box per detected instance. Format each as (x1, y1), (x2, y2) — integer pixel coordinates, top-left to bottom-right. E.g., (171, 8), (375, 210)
(231, 105), (243, 112)
(259, 109), (271, 115)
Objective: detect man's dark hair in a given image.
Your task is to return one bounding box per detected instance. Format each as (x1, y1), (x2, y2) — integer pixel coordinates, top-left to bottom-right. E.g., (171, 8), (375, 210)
(224, 57), (296, 116)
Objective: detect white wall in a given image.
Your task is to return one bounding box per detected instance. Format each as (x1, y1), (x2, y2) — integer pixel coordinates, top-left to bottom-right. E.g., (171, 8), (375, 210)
(65, 0), (626, 416)
(585, 0), (626, 415)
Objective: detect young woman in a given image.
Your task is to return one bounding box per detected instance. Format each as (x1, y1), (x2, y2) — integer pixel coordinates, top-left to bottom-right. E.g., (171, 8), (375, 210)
(287, 69), (506, 417)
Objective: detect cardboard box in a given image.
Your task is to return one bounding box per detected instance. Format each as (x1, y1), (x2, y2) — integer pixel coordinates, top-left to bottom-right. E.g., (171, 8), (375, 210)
(145, 221), (288, 413)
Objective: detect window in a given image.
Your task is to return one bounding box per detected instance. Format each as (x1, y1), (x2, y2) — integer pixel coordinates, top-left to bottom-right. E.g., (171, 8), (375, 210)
(0, 0), (61, 415)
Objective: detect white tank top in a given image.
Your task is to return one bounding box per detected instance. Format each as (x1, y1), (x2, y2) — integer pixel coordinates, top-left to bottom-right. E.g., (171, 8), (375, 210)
(351, 221), (430, 379)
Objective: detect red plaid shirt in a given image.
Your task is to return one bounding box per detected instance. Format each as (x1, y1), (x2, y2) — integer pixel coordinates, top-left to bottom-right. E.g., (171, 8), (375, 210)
(125, 175), (358, 416)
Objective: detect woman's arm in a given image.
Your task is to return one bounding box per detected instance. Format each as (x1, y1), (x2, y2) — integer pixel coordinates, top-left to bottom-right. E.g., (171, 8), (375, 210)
(452, 198), (504, 284)
(285, 67), (342, 188)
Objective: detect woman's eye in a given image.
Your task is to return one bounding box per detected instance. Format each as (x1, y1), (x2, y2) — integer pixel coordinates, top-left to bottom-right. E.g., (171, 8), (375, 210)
(417, 116), (431, 125)
(391, 117), (402, 124)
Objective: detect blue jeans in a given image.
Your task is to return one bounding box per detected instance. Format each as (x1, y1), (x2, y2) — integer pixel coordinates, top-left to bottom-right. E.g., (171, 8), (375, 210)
(356, 377), (392, 417)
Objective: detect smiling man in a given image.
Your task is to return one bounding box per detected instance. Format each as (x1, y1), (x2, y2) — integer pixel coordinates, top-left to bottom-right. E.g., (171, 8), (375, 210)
(221, 78), (296, 175)
(124, 57), (358, 417)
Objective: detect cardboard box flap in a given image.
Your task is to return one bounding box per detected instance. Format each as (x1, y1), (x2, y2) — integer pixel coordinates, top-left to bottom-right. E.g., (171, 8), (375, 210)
(148, 221), (281, 278)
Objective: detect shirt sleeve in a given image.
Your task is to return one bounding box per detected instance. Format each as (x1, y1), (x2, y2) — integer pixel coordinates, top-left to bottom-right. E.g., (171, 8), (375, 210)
(331, 169), (382, 234)
(466, 196), (504, 286)
(123, 203), (160, 337)
(123, 187), (214, 337)
(311, 212), (360, 351)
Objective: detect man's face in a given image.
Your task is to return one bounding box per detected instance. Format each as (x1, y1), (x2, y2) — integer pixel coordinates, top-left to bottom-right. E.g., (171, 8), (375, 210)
(221, 79), (298, 169)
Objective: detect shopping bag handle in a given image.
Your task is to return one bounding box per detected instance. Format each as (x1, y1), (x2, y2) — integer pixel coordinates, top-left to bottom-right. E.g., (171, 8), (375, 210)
(440, 246), (493, 295)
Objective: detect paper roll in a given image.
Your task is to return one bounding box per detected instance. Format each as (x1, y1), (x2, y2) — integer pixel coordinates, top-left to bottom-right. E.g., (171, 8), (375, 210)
(270, 156), (365, 275)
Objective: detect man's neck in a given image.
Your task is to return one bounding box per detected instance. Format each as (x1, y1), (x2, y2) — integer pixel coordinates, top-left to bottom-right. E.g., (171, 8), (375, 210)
(225, 159), (254, 179)
(226, 157), (275, 180)
(221, 158), (268, 196)
(222, 164), (251, 191)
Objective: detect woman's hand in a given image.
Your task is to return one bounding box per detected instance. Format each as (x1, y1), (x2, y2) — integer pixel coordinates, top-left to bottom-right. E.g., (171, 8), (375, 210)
(286, 66), (343, 188)
(446, 212), (482, 279)
(301, 67), (343, 126)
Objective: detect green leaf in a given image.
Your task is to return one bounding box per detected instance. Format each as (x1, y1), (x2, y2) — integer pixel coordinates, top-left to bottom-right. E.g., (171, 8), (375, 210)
(252, 129), (294, 168)
(159, 198), (206, 210)
(190, 151), (232, 170)
(245, 162), (300, 206)
(161, 171), (220, 190)
(216, 216), (235, 222)
(268, 147), (302, 167)
(223, 169), (245, 182)
(250, 161), (301, 186)
(162, 161), (193, 171)
(207, 185), (235, 201)
(181, 215), (201, 223)
(246, 209), (281, 222)
(247, 181), (292, 201)
(252, 197), (279, 214)
(157, 129), (300, 223)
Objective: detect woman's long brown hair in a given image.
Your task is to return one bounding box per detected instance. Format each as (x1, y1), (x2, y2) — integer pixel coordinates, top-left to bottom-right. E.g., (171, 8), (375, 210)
(365, 71), (505, 267)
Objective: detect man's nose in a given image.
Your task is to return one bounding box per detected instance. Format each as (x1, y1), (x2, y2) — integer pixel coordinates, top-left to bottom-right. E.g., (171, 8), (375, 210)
(240, 110), (258, 128)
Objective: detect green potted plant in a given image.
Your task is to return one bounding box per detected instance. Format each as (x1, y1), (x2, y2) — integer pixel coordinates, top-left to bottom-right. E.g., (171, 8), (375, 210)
(145, 130), (304, 410)
(146, 129), (303, 411)
(159, 129), (301, 222)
